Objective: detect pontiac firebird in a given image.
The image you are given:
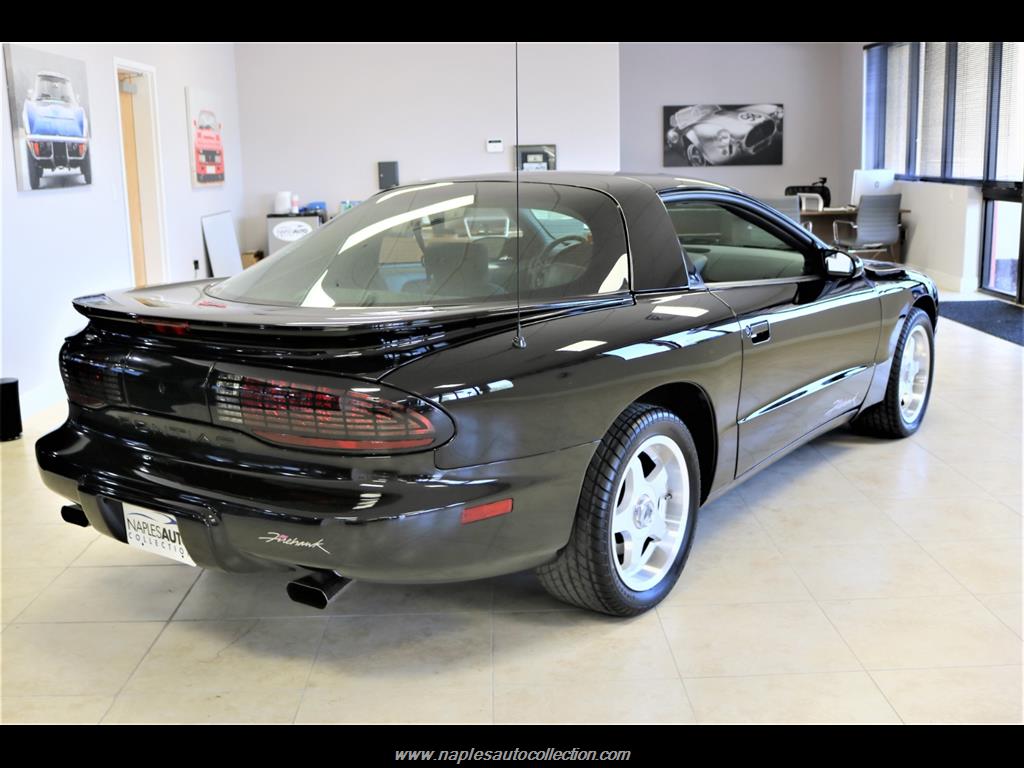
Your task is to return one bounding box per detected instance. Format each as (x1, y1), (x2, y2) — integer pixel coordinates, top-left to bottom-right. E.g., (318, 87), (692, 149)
(36, 173), (938, 616)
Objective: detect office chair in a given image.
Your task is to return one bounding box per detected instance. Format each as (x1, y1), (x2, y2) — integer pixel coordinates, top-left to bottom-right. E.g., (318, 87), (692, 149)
(797, 193), (824, 212)
(762, 197), (813, 231)
(833, 193), (902, 260)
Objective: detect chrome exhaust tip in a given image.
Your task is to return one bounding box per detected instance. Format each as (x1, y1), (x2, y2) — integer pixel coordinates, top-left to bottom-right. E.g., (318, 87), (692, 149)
(286, 571), (352, 610)
(61, 504), (90, 527)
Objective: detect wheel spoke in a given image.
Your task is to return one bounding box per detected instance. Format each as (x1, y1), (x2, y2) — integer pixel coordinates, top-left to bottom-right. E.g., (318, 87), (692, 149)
(615, 458), (641, 518)
(646, 461), (670, 501)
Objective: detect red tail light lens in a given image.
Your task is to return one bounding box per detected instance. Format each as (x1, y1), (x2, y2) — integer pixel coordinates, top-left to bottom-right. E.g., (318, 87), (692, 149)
(60, 347), (127, 409)
(211, 371), (454, 454)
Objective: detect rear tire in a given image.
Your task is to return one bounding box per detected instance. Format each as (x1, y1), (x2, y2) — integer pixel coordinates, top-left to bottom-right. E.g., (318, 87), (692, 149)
(27, 153), (42, 190)
(854, 307), (934, 438)
(536, 403), (700, 616)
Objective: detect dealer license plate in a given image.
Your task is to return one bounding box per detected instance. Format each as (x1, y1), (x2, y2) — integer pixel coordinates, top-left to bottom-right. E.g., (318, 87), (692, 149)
(123, 504), (196, 566)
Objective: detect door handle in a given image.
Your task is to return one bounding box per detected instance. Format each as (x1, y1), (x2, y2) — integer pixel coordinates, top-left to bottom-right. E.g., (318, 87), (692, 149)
(745, 320), (771, 345)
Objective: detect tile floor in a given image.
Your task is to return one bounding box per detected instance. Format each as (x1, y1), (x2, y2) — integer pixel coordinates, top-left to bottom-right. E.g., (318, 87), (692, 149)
(1, 318), (1021, 724)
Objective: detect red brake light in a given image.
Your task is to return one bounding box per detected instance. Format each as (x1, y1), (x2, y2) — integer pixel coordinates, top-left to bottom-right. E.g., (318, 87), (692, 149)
(211, 372), (452, 454)
(138, 318), (189, 336)
(60, 347), (127, 409)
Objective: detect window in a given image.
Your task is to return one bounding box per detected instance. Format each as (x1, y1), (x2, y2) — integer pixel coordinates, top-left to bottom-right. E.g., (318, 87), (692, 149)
(864, 41), (1023, 184)
(916, 42), (947, 177)
(996, 42), (1023, 182)
(665, 201), (809, 283)
(209, 182), (630, 308)
(950, 41), (991, 179)
(884, 44), (912, 172)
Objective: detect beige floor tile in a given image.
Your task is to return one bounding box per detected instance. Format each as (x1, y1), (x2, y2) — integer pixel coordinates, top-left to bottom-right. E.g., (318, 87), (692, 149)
(995, 495), (1022, 515)
(920, 539), (1023, 595)
(953, 461), (1023, 499)
(1, 567), (63, 622)
(662, 543), (809, 606)
(821, 596), (1023, 670)
(124, 618), (326, 693)
(493, 610), (677, 686)
(877, 497), (1022, 542)
(495, 679), (694, 724)
(310, 613), (492, 688)
(1, 523), (95, 568)
(659, 602), (860, 677)
(175, 570), (336, 620)
(102, 689), (303, 724)
(835, 453), (988, 501)
(871, 666), (1023, 724)
(72, 534), (194, 567)
(1, 621), (164, 696)
(1, 695), (113, 724)
(685, 672), (900, 724)
(736, 447), (868, 506)
(17, 565), (199, 623)
(297, 682), (491, 724)
(329, 579), (494, 615)
(979, 594), (1023, 637)
(749, 500), (912, 551)
(490, 571), (568, 612)
(785, 541), (968, 601)
(693, 493), (775, 551)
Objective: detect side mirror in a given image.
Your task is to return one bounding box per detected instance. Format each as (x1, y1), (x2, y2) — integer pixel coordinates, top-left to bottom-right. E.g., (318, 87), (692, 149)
(824, 249), (858, 278)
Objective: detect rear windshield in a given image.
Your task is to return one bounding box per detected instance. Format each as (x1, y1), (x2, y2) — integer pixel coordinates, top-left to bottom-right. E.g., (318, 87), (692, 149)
(208, 181), (629, 308)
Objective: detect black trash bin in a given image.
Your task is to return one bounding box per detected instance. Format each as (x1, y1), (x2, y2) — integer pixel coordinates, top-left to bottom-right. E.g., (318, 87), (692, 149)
(1, 377), (23, 441)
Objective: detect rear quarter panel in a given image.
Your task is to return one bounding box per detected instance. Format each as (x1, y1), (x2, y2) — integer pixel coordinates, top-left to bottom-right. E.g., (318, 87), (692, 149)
(383, 292), (742, 494)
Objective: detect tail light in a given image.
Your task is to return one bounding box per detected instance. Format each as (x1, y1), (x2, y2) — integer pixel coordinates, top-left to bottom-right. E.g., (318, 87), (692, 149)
(210, 370), (454, 454)
(60, 346), (127, 409)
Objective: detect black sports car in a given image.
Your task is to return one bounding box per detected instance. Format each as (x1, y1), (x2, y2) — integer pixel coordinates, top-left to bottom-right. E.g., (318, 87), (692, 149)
(37, 173), (938, 616)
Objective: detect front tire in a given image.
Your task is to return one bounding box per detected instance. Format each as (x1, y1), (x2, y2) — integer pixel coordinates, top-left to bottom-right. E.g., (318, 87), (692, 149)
(536, 403), (700, 616)
(854, 307), (934, 438)
(27, 153), (42, 189)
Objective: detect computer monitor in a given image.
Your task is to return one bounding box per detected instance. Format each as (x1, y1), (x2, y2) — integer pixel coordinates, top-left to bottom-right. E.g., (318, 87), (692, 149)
(851, 169), (896, 206)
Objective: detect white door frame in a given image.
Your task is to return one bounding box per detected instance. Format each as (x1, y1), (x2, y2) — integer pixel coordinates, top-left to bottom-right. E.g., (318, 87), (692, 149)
(112, 57), (170, 286)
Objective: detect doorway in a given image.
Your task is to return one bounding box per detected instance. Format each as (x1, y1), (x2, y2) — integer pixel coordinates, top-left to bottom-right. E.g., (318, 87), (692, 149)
(114, 61), (167, 287)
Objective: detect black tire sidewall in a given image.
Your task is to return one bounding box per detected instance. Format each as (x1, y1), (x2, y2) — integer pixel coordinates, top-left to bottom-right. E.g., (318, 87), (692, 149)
(894, 309), (935, 435)
(600, 411), (701, 612)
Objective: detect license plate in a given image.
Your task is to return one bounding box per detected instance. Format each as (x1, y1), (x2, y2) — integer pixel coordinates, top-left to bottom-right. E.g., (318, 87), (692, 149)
(206, 165), (216, 174)
(123, 504), (196, 566)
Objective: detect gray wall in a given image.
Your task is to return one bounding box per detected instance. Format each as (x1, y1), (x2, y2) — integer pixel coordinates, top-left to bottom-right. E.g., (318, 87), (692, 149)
(234, 42), (620, 251)
(2, 43), (246, 414)
(619, 42), (863, 202)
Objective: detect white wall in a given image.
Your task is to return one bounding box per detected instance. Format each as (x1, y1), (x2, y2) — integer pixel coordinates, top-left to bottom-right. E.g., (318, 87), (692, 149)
(897, 181), (984, 293)
(619, 42), (864, 202)
(233, 42), (620, 250)
(2, 43), (245, 415)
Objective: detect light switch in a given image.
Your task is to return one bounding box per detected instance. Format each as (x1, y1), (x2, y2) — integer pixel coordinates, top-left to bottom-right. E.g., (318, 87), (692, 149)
(486, 139), (503, 153)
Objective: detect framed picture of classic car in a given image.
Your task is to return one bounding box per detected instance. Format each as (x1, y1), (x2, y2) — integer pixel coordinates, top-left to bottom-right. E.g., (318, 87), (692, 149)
(3, 44), (93, 191)
(663, 103), (784, 167)
(186, 86), (225, 187)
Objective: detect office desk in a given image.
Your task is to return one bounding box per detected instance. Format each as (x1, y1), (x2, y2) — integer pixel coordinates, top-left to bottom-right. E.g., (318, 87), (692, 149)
(800, 208), (910, 262)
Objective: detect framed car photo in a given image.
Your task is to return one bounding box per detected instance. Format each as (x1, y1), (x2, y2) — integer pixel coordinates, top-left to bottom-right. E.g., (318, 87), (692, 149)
(3, 44), (93, 191)
(663, 103), (784, 167)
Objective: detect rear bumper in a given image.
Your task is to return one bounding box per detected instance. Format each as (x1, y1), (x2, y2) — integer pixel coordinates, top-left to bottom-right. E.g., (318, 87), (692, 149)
(35, 410), (594, 583)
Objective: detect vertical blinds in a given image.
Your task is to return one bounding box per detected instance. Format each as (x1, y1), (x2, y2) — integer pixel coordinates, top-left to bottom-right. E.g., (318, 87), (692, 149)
(916, 43), (947, 177)
(951, 41), (991, 179)
(996, 42), (1023, 182)
(884, 44), (910, 172)
(866, 41), (1022, 183)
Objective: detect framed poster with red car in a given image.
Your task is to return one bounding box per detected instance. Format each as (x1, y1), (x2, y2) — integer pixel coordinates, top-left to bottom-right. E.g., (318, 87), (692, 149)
(186, 86), (225, 186)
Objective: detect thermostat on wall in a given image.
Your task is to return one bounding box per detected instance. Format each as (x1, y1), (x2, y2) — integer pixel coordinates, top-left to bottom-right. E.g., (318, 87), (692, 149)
(486, 139), (504, 153)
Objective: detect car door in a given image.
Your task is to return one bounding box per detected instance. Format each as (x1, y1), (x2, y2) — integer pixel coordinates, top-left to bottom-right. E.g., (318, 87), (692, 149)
(663, 193), (880, 476)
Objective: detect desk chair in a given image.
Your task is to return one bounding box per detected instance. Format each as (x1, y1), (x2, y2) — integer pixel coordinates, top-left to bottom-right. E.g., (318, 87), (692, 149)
(833, 193), (902, 261)
(797, 193), (824, 212)
(763, 197), (813, 231)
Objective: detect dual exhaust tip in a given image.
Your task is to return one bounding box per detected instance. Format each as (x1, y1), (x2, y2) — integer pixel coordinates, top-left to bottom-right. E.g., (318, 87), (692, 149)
(59, 504), (349, 610)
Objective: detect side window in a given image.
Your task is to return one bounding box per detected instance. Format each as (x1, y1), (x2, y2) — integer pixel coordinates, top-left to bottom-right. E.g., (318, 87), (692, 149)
(665, 201), (810, 283)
